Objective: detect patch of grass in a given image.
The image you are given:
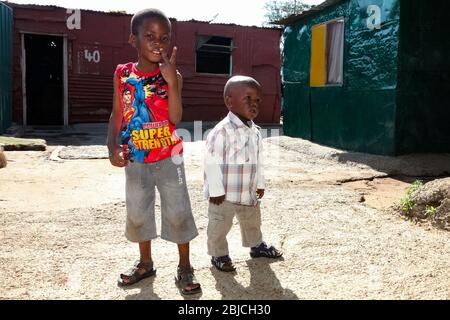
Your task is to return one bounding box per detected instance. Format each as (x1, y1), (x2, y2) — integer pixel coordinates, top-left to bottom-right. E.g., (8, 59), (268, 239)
(426, 205), (437, 218)
(400, 180), (423, 214)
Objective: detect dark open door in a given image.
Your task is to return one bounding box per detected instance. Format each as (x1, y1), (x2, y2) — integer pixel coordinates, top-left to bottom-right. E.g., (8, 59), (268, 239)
(25, 34), (63, 125)
(0, 2), (13, 133)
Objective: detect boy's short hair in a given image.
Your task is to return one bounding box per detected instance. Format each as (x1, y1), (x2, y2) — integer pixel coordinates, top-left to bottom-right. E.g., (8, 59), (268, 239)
(131, 9), (171, 35)
(224, 76), (261, 98)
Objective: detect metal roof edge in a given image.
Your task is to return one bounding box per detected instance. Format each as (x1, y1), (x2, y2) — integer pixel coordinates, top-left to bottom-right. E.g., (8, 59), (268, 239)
(179, 18), (282, 30)
(4, 2), (281, 30)
(4, 1), (134, 17)
(0, 1), (13, 10)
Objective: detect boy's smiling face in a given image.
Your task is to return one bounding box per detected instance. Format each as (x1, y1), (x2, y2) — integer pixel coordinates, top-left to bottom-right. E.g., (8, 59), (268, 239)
(130, 17), (171, 64)
(225, 84), (262, 122)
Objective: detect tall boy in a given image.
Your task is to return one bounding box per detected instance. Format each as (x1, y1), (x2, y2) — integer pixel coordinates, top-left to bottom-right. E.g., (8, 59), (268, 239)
(107, 9), (201, 295)
(204, 76), (283, 272)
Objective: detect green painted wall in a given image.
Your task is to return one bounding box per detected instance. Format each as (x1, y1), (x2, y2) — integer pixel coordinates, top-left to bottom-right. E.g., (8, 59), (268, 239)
(283, 0), (401, 155)
(396, 0), (450, 154)
(0, 2), (13, 134)
(283, 82), (312, 139)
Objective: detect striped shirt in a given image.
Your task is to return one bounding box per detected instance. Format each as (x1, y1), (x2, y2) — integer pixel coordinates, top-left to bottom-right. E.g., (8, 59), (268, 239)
(204, 112), (264, 206)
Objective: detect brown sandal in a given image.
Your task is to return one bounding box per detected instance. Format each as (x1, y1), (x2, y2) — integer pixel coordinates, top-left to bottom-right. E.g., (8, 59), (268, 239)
(117, 260), (156, 287)
(175, 265), (202, 296)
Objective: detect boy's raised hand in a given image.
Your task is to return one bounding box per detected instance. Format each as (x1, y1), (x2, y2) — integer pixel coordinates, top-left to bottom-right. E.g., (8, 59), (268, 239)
(160, 46), (178, 86)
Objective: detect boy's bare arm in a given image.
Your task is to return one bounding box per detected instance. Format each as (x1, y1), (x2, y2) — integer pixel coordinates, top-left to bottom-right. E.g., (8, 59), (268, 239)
(107, 75), (128, 168)
(256, 132), (265, 199)
(160, 47), (183, 124)
(205, 130), (226, 205)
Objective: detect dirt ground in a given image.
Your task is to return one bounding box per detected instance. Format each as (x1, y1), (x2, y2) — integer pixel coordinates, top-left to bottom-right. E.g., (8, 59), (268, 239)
(1, 135), (450, 300)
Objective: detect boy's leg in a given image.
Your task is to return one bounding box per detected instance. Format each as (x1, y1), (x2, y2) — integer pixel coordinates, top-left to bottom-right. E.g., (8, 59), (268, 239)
(119, 241), (154, 286)
(237, 203), (283, 259)
(156, 156), (198, 244)
(235, 202), (263, 248)
(207, 201), (236, 257)
(139, 241), (152, 263)
(177, 242), (190, 267)
(125, 162), (157, 242)
(155, 156), (201, 294)
(176, 242), (201, 295)
(118, 163), (158, 287)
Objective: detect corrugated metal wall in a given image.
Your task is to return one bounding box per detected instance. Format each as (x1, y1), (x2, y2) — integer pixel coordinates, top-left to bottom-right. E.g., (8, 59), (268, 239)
(69, 74), (113, 123)
(182, 76), (228, 120)
(0, 2), (12, 133)
(174, 21), (282, 122)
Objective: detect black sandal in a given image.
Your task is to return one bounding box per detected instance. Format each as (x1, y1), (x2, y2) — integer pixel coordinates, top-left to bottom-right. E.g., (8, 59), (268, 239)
(250, 242), (283, 259)
(117, 260), (156, 287)
(211, 255), (236, 272)
(175, 265), (202, 296)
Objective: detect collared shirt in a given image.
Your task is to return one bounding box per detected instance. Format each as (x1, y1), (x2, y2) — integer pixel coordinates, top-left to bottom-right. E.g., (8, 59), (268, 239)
(204, 112), (264, 206)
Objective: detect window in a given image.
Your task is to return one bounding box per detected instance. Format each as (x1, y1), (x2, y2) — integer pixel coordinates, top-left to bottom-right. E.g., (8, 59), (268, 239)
(196, 35), (232, 75)
(310, 19), (344, 87)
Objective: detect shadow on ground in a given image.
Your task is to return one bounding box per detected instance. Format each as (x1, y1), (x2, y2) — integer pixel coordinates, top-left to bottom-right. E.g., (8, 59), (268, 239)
(122, 275), (162, 300)
(211, 258), (298, 300)
(335, 151), (450, 177)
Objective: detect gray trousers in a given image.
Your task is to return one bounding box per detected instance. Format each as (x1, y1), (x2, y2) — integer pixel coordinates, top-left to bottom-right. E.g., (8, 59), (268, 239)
(207, 201), (263, 257)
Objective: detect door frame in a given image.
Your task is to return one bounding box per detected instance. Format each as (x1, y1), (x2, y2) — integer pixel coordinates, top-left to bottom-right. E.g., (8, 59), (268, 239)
(21, 31), (68, 126)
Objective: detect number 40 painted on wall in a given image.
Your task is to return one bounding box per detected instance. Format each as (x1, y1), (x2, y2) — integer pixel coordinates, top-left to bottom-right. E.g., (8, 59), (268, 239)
(84, 50), (101, 63)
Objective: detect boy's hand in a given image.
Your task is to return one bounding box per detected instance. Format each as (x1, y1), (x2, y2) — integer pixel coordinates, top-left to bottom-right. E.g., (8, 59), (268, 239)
(109, 146), (129, 167)
(257, 189), (265, 199)
(209, 195), (226, 206)
(160, 47), (178, 86)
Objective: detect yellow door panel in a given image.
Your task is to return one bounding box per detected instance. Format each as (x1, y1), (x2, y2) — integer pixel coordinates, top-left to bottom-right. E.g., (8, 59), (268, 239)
(310, 24), (327, 87)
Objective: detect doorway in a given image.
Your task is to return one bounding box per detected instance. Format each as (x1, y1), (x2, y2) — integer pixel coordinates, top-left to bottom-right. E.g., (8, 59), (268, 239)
(24, 34), (63, 125)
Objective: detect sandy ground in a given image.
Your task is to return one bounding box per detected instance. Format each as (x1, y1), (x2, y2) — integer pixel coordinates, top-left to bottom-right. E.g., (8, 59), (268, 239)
(1, 136), (450, 300)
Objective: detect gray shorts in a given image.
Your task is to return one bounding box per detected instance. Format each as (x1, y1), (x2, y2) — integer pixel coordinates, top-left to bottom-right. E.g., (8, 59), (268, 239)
(124, 155), (198, 244)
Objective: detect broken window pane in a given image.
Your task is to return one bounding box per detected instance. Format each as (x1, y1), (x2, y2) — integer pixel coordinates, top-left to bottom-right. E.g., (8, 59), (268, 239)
(196, 36), (232, 75)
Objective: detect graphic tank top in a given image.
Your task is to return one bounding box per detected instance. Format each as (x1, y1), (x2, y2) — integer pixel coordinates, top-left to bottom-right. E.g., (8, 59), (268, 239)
(115, 63), (183, 163)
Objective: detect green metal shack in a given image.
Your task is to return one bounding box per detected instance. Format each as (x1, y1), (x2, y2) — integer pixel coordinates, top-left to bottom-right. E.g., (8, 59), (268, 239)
(280, 0), (450, 155)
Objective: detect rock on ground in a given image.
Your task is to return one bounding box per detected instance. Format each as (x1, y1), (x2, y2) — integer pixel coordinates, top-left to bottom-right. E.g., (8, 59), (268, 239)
(0, 136), (47, 151)
(409, 178), (450, 231)
(0, 150), (6, 168)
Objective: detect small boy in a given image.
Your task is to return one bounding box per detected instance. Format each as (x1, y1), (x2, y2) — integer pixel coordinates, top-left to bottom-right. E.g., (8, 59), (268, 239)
(204, 76), (283, 272)
(107, 9), (201, 295)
